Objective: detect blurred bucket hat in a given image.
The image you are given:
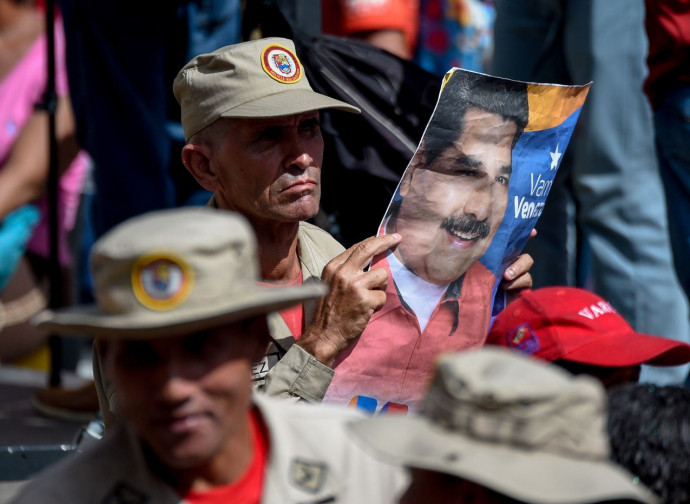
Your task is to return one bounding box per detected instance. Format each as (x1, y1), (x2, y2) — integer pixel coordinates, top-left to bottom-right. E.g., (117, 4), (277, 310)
(486, 287), (690, 367)
(348, 347), (657, 504)
(33, 207), (326, 339)
(173, 37), (360, 141)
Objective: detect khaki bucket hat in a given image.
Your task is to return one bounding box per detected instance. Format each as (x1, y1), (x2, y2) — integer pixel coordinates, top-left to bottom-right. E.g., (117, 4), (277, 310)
(34, 207), (326, 339)
(348, 347), (657, 504)
(173, 37), (360, 141)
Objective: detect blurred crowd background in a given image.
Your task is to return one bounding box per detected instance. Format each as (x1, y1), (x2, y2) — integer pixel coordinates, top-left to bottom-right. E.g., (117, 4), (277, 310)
(3, 0), (687, 385)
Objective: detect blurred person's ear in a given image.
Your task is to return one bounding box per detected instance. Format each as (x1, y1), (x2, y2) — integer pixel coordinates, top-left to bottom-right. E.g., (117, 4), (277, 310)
(181, 142), (218, 193)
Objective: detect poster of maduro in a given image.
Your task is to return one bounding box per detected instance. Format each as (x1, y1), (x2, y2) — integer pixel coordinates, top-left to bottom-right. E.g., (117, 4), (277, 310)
(324, 69), (591, 412)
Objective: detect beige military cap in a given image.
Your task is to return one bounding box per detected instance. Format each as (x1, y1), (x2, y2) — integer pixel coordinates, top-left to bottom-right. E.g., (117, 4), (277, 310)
(34, 207), (326, 339)
(348, 347), (658, 504)
(173, 37), (360, 141)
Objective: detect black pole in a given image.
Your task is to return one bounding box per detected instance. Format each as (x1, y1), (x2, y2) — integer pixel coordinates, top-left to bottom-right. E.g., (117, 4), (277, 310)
(44, 0), (62, 388)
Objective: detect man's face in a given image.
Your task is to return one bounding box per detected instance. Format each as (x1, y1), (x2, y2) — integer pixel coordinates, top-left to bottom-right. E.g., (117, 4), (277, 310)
(394, 108), (516, 285)
(106, 317), (268, 469)
(209, 112), (324, 226)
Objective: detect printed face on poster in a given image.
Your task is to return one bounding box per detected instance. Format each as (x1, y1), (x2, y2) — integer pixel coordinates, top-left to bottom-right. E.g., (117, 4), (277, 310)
(323, 69), (591, 412)
(385, 72), (529, 287)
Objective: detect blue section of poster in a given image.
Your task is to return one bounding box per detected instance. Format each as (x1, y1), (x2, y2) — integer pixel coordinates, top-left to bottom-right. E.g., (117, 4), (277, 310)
(481, 107), (583, 284)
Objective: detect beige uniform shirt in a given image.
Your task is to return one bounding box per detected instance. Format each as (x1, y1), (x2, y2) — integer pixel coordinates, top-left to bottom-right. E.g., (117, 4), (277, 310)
(11, 394), (407, 504)
(259, 221), (345, 402)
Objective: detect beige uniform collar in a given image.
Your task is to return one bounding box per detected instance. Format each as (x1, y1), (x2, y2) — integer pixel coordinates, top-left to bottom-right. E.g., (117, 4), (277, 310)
(267, 222), (327, 346)
(255, 394), (344, 503)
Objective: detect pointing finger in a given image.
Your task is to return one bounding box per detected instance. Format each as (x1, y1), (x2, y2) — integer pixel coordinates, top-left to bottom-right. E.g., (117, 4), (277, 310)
(342, 233), (402, 271)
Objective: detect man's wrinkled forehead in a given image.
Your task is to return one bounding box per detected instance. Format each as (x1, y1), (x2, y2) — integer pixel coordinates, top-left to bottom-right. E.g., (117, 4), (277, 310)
(202, 110), (320, 143)
(233, 110), (320, 129)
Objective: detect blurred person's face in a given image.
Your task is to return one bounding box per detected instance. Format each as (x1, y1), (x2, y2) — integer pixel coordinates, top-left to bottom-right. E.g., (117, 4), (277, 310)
(394, 108), (515, 285)
(400, 468), (522, 504)
(106, 317), (268, 470)
(204, 112), (324, 227)
(555, 361), (641, 390)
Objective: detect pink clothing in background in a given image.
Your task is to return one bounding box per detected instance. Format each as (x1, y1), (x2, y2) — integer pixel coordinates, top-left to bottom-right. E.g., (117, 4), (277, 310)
(0, 16), (88, 267)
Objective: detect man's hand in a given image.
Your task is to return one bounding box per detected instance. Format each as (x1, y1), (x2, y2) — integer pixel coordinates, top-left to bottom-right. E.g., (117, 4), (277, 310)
(501, 253), (534, 291)
(501, 229), (536, 301)
(298, 233), (402, 367)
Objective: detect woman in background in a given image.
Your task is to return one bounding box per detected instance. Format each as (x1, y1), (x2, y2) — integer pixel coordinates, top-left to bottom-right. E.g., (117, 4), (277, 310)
(0, 0), (87, 367)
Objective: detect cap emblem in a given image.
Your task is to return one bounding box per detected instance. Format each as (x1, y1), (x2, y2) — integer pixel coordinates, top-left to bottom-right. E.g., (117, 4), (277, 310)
(507, 324), (540, 355)
(132, 252), (194, 311)
(261, 44), (302, 84)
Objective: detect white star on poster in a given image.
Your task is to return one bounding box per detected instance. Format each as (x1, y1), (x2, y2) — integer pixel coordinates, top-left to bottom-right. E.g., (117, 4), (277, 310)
(550, 143), (562, 171)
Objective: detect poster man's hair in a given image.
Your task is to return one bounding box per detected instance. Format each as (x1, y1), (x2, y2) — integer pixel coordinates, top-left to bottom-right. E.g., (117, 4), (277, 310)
(423, 71), (529, 168)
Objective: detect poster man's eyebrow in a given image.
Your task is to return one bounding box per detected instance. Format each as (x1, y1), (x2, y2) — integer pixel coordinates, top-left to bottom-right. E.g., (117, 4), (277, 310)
(500, 164), (513, 176)
(455, 153), (483, 169)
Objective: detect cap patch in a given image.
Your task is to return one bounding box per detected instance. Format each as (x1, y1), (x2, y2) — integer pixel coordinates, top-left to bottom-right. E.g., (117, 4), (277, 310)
(132, 252), (194, 311)
(261, 44), (302, 84)
(506, 324), (540, 355)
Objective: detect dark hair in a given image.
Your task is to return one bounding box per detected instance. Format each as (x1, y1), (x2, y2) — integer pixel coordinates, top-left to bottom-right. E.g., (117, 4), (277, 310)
(607, 384), (690, 504)
(423, 71), (529, 168)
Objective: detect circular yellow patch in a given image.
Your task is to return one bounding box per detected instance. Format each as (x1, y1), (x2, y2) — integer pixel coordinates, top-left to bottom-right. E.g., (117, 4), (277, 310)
(131, 252), (194, 311)
(260, 43), (302, 84)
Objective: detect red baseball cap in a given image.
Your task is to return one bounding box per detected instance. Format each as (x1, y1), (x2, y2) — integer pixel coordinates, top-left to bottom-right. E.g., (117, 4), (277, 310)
(487, 287), (690, 367)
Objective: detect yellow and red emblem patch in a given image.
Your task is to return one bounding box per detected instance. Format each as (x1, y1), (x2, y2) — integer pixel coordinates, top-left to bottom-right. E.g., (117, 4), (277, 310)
(131, 252), (194, 311)
(260, 43), (302, 84)
(506, 324), (541, 355)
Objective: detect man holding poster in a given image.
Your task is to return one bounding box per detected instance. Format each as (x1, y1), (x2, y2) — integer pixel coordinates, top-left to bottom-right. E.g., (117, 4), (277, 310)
(325, 70), (589, 411)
